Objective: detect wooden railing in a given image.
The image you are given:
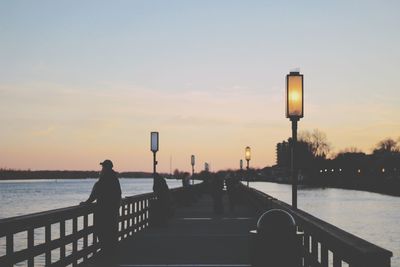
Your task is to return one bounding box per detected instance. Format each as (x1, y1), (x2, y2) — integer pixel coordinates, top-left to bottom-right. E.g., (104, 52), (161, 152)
(0, 185), (192, 267)
(240, 185), (393, 267)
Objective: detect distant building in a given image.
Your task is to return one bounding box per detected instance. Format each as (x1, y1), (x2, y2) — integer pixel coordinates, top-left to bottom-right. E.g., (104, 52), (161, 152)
(276, 138), (314, 177)
(276, 141), (290, 167)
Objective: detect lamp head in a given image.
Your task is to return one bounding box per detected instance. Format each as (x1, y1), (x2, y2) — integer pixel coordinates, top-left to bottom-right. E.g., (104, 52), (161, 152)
(245, 146), (251, 161)
(286, 71), (304, 120)
(150, 132), (159, 152)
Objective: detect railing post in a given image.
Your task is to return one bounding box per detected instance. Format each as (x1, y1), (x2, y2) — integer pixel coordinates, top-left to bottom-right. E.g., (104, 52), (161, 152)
(83, 214), (88, 261)
(124, 204), (128, 239)
(45, 224), (51, 266)
(333, 254), (342, 267)
(60, 220), (66, 262)
(311, 237), (318, 266)
(321, 243), (328, 267)
(6, 233), (14, 267)
(134, 201), (138, 232)
(27, 228), (34, 267)
(304, 233), (310, 266)
(138, 200), (142, 230)
(129, 202), (133, 235)
(72, 217), (78, 267)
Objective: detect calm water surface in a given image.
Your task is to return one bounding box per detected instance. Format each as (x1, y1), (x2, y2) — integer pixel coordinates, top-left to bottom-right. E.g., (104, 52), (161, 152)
(250, 181), (400, 267)
(0, 179), (398, 266)
(0, 178), (183, 218)
(0, 178), (183, 266)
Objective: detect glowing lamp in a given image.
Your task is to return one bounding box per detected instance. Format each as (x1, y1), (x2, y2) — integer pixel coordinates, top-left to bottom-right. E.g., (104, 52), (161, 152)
(191, 155), (195, 166)
(286, 72), (304, 120)
(150, 132), (159, 152)
(245, 146), (251, 161)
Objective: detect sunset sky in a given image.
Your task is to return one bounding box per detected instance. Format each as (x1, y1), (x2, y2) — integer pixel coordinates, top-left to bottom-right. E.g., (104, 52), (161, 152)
(1, 1), (399, 172)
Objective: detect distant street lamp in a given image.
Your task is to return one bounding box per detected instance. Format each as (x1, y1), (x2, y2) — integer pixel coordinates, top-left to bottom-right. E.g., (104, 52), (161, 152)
(191, 155), (195, 185)
(286, 71), (304, 209)
(245, 146), (251, 187)
(205, 162), (209, 172)
(150, 132), (159, 176)
(240, 159), (243, 184)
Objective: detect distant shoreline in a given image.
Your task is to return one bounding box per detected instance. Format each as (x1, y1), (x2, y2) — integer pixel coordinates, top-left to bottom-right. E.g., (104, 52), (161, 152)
(0, 170), (160, 180)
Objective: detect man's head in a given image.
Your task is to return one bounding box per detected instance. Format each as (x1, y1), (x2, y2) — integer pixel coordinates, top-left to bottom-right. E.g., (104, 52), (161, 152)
(100, 159), (113, 170)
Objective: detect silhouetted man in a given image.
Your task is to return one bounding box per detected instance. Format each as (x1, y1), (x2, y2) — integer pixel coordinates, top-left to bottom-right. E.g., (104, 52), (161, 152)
(151, 173), (172, 226)
(225, 174), (239, 212)
(81, 159), (121, 265)
(211, 174), (224, 215)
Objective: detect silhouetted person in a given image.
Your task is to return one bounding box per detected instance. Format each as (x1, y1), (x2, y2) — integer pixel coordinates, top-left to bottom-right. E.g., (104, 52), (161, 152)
(81, 159), (121, 265)
(151, 173), (172, 226)
(181, 173), (194, 206)
(182, 174), (190, 187)
(211, 174), (224, 215)
(225, 174), (239, 212)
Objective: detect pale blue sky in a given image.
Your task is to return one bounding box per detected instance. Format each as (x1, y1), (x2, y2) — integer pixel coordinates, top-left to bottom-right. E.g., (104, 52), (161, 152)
(0, 1), (399, 171)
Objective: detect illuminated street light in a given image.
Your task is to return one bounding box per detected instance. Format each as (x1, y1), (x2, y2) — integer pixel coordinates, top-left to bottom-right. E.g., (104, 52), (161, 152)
(286, 71), (304, 209)
(151, 132), (159, 152)
(191, 155), (195, 185)
(150, 132), (159, 176)
(245, 146), (251, 187)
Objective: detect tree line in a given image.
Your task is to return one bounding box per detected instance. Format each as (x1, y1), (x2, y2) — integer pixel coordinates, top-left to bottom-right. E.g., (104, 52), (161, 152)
(273, 130), (400, 196)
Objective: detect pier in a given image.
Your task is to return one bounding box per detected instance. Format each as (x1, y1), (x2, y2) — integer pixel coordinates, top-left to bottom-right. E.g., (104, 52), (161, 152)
(0, 181), (393, 267)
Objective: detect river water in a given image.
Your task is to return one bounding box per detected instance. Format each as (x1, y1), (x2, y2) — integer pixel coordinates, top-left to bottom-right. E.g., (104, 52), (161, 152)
(0, 179), (398, 266)
(250, 181), (400, 267)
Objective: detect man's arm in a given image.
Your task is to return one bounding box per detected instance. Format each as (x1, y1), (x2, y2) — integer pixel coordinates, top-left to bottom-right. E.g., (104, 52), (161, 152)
(80, 182), (97, 205)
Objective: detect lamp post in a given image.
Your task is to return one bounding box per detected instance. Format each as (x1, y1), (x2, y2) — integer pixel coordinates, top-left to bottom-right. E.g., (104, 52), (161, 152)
(150, 132), (159, 177)
(240, 159), (243, 183)
(191, 155), (195, 185)
(245, 146), (251, 187)
(286, 71), (304, 209)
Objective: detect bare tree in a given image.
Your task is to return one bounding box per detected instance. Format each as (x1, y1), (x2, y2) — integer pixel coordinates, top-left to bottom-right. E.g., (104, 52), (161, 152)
(373, 138), (399, 153)
(299, 129), (331, 158)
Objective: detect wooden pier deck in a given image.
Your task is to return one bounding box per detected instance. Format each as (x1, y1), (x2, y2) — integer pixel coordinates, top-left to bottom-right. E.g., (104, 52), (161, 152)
(115, 193), (257, 267)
